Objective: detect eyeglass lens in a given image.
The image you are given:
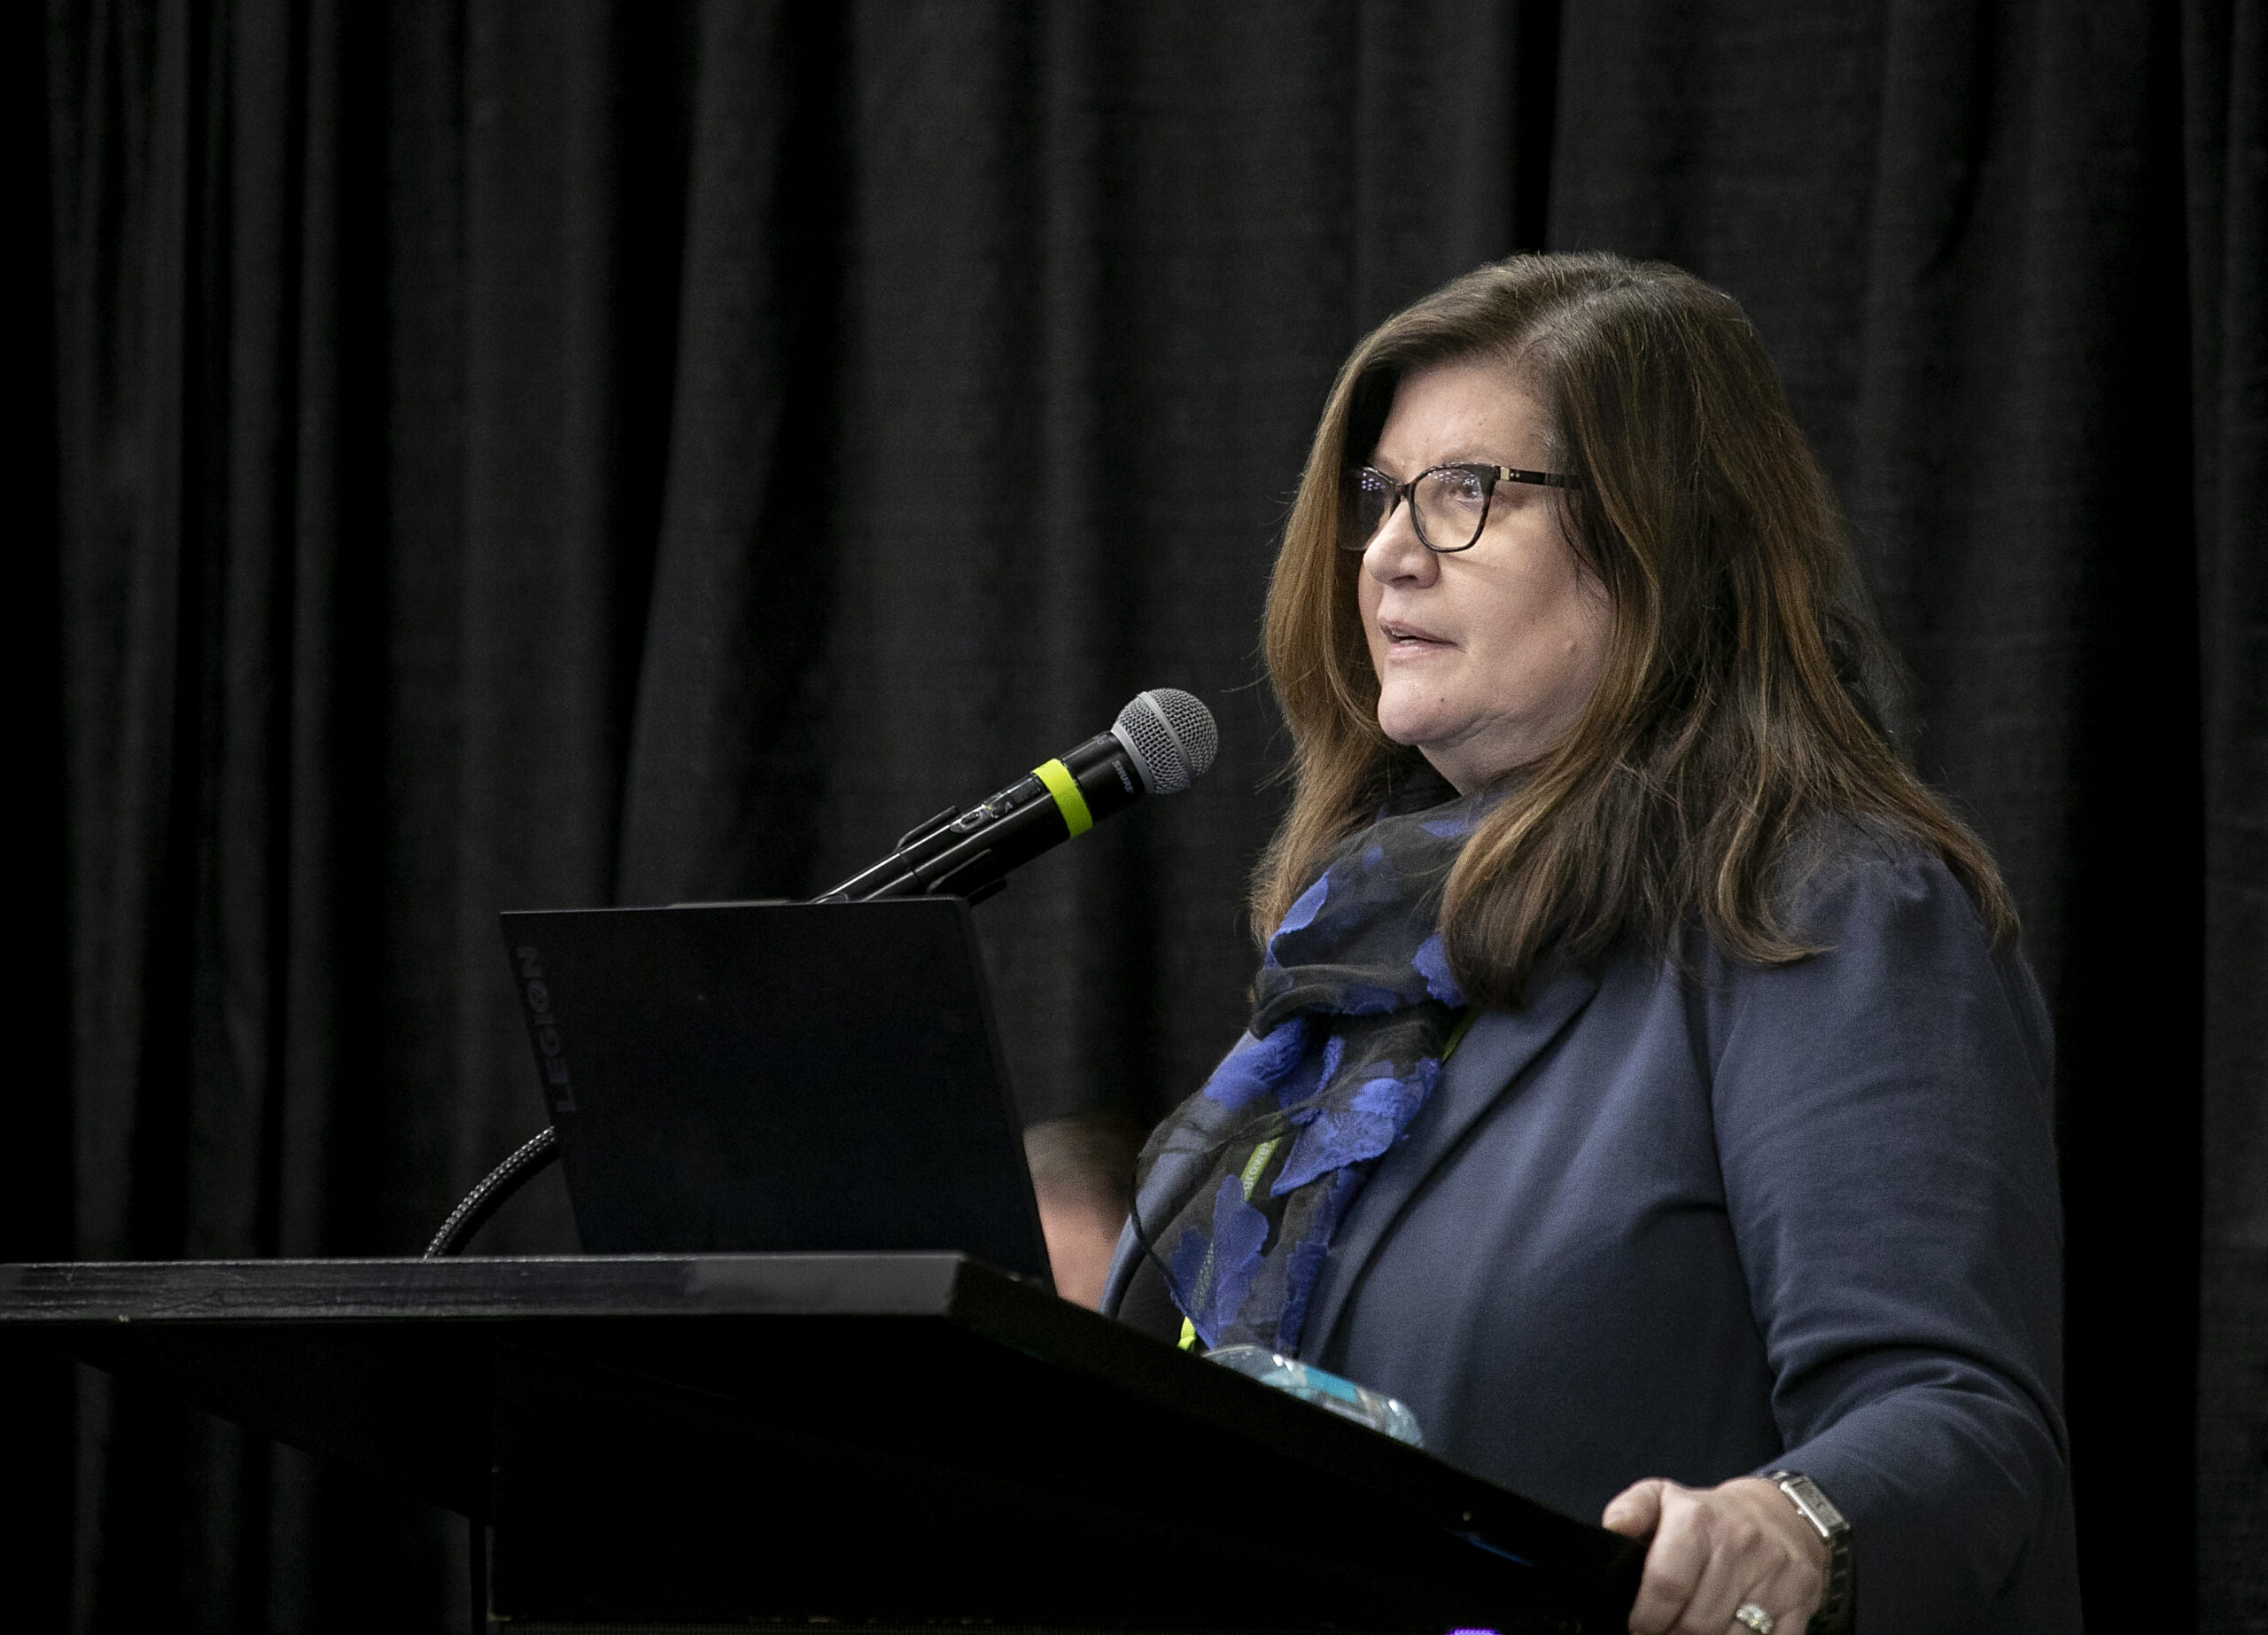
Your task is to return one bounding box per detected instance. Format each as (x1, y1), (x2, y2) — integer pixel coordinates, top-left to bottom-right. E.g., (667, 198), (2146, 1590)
(1344, 466), (1495, 552)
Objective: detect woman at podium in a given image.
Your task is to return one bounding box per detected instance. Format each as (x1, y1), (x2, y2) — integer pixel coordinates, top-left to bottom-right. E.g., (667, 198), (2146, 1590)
(1102, 254), (2078, 1635)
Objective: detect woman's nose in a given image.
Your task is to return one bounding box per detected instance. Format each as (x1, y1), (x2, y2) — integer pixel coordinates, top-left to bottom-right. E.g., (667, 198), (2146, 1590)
(1363, 498), (1437, 584)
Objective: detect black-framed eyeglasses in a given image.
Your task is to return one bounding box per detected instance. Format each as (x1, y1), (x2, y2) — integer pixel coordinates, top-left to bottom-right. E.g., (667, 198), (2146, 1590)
(1340, 463), (1585, 554)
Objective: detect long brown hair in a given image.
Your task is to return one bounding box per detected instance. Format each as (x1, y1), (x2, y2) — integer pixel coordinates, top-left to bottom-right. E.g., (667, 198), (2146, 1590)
(1254, 253), (2014, 1004)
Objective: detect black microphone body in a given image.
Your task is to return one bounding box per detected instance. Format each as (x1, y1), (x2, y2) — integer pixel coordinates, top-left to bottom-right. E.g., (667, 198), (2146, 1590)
(819, 689), (1218, 906)
(819, 730), (1143, 905)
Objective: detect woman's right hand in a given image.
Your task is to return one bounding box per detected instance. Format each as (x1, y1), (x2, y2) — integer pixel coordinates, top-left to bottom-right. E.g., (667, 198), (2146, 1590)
(1034, 1180), (1124, 1309)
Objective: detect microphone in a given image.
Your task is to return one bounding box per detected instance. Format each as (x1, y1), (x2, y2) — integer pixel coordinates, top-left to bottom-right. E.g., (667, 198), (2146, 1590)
(819, 689), (1218, 906)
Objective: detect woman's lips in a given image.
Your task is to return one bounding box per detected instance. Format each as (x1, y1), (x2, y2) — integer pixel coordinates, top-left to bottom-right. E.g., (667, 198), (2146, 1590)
(1379, 619), (1452, 651)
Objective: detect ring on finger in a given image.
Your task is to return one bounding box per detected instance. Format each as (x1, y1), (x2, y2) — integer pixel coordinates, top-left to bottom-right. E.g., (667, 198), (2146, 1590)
(1731, 1604), (1775, 1635)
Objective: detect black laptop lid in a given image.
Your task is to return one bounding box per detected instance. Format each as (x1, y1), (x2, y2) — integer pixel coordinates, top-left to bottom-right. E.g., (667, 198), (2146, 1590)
(499, 899), (1050, 1281)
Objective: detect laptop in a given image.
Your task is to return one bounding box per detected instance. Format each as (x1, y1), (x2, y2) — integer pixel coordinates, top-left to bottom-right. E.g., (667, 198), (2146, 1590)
(498, 898), (1052, 1283)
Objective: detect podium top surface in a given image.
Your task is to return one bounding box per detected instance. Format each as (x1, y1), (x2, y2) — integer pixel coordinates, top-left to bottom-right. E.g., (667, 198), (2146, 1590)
(3, 1254), (1644, 1631)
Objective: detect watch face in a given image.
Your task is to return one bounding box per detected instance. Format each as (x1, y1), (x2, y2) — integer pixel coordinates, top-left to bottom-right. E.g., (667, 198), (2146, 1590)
(1774, 1473), (1850, 1537)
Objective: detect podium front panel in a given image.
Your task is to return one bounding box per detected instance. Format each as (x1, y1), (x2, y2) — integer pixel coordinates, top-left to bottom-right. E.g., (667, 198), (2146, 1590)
(0, 1254), (1643, 1633)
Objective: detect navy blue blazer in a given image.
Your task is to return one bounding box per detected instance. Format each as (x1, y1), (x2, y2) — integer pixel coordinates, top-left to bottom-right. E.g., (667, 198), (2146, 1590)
(1103, 837), (2081, 1634)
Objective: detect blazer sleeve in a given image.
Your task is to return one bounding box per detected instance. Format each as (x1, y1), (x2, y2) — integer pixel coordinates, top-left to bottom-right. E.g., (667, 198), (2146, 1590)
(1705, 843), (2074, 1632)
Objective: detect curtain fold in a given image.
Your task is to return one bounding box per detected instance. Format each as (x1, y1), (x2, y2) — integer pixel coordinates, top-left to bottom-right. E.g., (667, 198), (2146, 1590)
(617, 0), (826, 908)
(8, 0), (71, 1626)
(2185, 1), (2268, 1623)
(25, 1), (2266, 1628)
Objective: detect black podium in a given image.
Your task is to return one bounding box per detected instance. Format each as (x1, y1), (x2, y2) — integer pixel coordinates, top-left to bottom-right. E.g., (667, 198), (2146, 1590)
(0, 1253), (1643, 1633)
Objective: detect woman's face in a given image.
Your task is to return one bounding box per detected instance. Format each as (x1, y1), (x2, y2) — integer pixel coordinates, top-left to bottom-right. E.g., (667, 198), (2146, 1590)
(1356, 359), (1611, 793)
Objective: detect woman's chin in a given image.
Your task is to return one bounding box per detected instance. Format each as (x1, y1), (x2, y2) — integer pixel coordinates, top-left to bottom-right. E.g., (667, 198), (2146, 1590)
(1375, 697), (1456, 752)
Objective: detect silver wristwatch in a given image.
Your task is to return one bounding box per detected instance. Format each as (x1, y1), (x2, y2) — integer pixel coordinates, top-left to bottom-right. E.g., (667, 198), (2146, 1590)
(1767, 1470), (1853, 1635)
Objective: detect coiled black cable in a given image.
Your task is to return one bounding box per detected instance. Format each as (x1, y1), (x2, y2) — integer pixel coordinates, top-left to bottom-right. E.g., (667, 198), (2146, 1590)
(423, 1126), (560, 1257)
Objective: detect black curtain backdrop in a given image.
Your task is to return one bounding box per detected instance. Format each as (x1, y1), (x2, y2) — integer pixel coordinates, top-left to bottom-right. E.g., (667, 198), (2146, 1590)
(16, 2), (2264, 1631)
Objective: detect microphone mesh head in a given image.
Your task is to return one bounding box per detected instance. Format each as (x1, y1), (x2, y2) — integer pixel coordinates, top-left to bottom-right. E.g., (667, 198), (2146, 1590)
(1112, 689), (1219, 795)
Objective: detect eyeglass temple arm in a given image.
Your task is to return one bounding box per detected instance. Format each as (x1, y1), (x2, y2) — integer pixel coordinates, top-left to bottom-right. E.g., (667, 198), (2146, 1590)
(1493, 465), (1586, 491)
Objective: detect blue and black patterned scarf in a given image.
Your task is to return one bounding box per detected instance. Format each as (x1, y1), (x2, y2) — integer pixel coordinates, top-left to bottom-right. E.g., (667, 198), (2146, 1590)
(1130, 788), (1485, 1353)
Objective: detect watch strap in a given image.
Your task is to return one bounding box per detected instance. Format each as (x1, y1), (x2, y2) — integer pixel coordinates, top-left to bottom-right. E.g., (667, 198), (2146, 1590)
(1767, 1470), (1853, 1635)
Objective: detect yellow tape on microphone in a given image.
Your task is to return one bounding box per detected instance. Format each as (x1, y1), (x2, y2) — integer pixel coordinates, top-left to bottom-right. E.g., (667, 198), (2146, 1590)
(1032, 759), (1094, 837)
